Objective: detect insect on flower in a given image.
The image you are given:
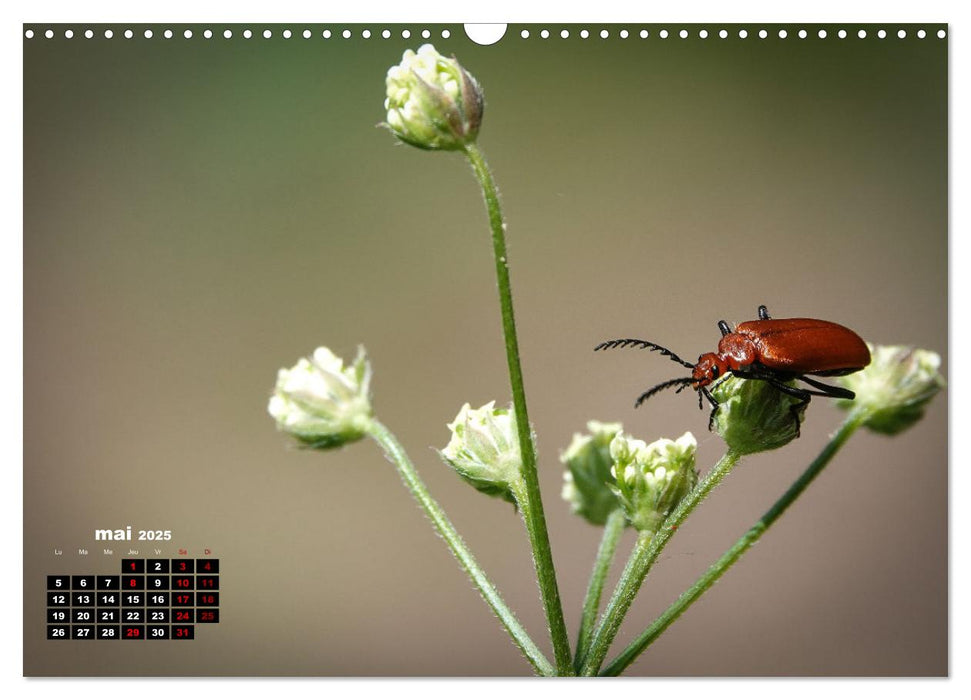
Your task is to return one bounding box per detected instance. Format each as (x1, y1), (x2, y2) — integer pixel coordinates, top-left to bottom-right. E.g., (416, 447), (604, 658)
(596, 305), (871, 433)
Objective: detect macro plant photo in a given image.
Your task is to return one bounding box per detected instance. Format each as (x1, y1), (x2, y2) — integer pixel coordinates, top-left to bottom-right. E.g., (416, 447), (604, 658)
(24, 24), (946, 677)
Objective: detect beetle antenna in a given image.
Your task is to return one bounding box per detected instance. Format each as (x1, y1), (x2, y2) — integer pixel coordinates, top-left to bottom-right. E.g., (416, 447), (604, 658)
(634, 377), (696, 408)
(595, 338), (695, 369)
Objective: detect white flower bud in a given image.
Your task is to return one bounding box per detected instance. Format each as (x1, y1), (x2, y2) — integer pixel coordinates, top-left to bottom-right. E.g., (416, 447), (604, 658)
(383, 44), (484, 151)
(439, 402), (525, 503)
(268, 346), (373, 449)
(837, 344), (944, 435)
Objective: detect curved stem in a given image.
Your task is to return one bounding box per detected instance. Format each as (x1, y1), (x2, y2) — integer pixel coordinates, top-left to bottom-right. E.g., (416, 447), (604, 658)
(366, 418), (555, 676)
(462, 142), (572, 675)
(574, 509), (627, 670)
(601, 411), (867, 676)
(578, 449), (742, 675)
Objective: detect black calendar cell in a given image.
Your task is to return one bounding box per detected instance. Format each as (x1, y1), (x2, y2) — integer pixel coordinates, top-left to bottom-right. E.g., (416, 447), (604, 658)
(121, 559), (145, 574)
(171, 592), (194, 606)
(97, 625), (121, 640)
(146, 625), (169, 640)
(147, 575), (169, 590)
(147, 592), (169, 607)
(196, 559), (219, 573)
(197, 609), (219, 624)
(171, 559), (195, 574)
(72, 575), (95, 590)
(47, 575), (70, 590)
(122, 592), (144, 606)
(72, 591), (95, 606)
(171, 576), (194, 590)
(123, 609), (145, 623)
(197, 576), (219, 590)
(172, 608), (194, 623)
(71, 625), (95, 640)
(148, 608), (169, 623)
(147, 559), (170, 574)
(122, 625), (145, 640)
(98, 592), (119, 607)
(73, 608), (95, 624)
(47, 592), (69, 607)
(47, 625), (70, 639)
(196, 592), (218, 607)
(122, 575), (145, 590)
(98, 609), (119, 623)
(47, 609), (69, 623)
(172, 625), (194, 640)
(97, 575), (119, 590)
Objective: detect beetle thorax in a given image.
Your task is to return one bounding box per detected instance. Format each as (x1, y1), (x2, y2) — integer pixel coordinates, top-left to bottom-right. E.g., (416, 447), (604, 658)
(693, 334), (758, 386)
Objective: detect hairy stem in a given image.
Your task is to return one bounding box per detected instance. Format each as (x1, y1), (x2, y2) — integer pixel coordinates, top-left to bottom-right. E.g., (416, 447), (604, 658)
(462, 142), (572, 675)
(579, 450), (742, 675)
(574, 509), (627, 670)
(601, 411), (867, 675)
(366, 418), (555, 676)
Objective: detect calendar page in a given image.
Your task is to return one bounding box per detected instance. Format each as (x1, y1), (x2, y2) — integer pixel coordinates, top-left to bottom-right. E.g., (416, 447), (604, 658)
(23, 21), (947, 677)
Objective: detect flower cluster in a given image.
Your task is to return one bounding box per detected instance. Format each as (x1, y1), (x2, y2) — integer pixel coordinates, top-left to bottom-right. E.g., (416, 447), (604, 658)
(608, 432), (698, 534)
(560, 421), (625, 526)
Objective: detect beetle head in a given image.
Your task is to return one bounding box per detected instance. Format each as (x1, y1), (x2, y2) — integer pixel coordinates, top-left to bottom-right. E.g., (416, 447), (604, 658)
(692, 353), (727, 388)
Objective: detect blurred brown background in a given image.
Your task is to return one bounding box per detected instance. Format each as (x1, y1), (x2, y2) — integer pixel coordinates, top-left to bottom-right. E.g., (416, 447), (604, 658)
(24, 24), (947, 676)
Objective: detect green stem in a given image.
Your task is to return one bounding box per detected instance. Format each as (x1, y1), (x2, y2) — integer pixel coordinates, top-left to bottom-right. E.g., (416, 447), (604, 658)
(600, 411), (867, 676)
(463, 142), (572, 675)
(574, 509), (627, 670)
(578, 449), (742, 675)
(365, 418), (555, 676)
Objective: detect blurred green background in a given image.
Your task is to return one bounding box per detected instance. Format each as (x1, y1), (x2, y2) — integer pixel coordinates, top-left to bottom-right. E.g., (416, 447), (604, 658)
(24, 24), (947, 676)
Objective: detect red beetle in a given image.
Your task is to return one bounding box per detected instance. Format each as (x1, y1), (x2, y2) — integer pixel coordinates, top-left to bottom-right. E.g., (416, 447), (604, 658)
(595, 305), (871, 432)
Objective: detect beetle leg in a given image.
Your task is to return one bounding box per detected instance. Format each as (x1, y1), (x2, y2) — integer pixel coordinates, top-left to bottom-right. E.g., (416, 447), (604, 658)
(698, 386), (719, 430)
(717, 320), (731, 337)
(758, 305), (771, 320)
(763, 379), (812, 437)
(797, 375), (856, 400)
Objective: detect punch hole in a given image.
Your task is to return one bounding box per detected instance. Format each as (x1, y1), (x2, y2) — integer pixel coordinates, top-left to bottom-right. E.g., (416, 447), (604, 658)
(422, 29), (430, 39)
(938, 29), (946, 38)
(464, 24), (506, 45)
(620, 29), (629, 39)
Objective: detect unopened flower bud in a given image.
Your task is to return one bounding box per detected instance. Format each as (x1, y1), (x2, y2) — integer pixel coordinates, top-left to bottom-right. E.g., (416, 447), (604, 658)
(608, 431), (698, 534)
(837, 344), (944, 435)
(439, 402), (525, 503)
(710, 376), (806, 454)
(268, 346), (373, 449)
(560, 421), (624, 526)
(383, 44), (484, 151)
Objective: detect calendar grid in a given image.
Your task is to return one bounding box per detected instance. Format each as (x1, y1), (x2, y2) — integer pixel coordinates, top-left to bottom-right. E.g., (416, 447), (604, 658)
(47, 559), (220, 640)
